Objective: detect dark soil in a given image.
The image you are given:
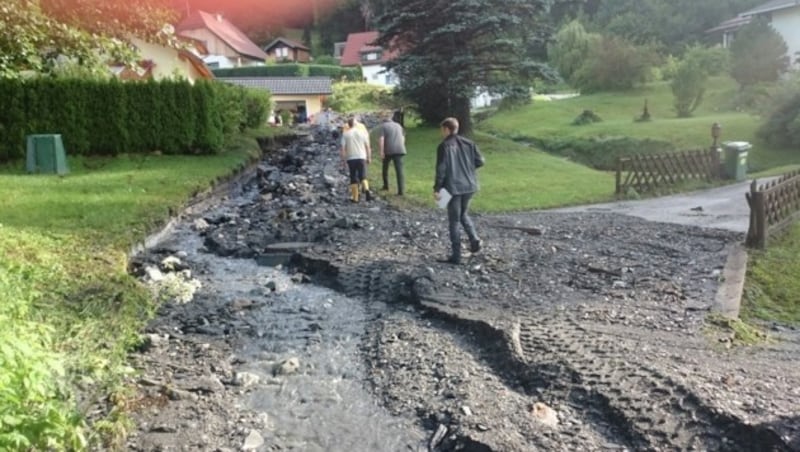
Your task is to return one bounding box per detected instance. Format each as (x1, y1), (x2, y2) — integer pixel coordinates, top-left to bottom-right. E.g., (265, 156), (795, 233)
(125, 124), (800, 452)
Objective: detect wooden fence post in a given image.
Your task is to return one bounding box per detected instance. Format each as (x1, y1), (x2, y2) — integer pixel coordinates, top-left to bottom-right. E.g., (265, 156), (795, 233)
(615, 158), (622, 194)
(752, 189), (767, 249)
(710, 146), (720, 179)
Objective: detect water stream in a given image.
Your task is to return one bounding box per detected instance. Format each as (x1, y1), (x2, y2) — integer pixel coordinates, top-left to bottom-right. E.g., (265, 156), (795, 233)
(155, 197), (426, 451)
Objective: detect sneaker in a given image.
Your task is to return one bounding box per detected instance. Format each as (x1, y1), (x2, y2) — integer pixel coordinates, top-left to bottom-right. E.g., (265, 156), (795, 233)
(365, 190), (373, 202)
(436, 256), (461, 265)
(470, 239), (482, 253)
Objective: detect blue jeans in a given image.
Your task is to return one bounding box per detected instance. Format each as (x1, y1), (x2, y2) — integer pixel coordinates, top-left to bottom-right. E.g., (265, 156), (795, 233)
(447, 193), (479, 260)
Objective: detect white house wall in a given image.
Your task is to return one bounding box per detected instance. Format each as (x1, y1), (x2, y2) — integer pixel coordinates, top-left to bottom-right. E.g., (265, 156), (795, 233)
(362, 65), (397, 87)
(129, 38), (205, 83)
(203, 55), (235, 69)
(771, 6), (800, 66)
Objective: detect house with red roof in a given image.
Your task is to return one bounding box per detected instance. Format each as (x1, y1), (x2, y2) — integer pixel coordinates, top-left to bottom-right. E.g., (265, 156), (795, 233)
(177, 11), (268, 69)
(263, 37), (311, 63)
(339, 31), (398, 87)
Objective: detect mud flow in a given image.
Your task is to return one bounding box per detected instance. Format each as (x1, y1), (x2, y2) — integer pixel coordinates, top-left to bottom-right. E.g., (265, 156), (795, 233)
(128, 124), (800, 452)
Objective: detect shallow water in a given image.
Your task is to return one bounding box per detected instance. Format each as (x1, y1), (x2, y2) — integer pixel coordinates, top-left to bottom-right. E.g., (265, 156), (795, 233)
(159, 199), (424, 451)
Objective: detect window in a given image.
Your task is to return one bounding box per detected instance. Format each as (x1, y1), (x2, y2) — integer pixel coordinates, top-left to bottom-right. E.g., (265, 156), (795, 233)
(362, 51), (380, 62)
(276, 47), (289, 58)
(207, 62), (220, 69)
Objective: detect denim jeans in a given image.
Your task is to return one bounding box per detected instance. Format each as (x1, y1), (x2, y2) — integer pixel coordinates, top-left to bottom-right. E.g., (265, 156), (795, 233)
(447, 192), (479, 260)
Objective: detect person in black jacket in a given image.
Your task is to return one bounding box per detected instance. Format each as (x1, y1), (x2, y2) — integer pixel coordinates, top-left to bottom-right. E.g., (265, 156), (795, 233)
(433, 117), (485, 264)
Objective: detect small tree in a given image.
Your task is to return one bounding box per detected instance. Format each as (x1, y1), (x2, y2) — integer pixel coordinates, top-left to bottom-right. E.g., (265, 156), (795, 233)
(730, 18), (790, 88)
(671, 45), (728, 117)
(671, 59), (706, 117)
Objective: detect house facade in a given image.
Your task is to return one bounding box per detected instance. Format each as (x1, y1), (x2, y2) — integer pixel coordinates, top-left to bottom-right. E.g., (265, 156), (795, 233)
(709, 0), (800, 65)
(217, 77), (333, 122)
(340, 31), (398, 87)
(111, 37), (213, 83)
(176, 11), (268, 69)
(264, 38), (311, 63)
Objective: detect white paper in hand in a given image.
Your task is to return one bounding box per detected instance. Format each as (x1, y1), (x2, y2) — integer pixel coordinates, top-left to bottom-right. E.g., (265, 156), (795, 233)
(436, 188), (452, 209)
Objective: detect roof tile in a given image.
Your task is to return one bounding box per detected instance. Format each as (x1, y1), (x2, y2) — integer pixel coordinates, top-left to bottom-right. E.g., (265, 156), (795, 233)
(217, 77), (333, 95)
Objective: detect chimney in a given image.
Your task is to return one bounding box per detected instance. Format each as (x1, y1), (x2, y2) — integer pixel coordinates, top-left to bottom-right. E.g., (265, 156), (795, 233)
(215, 13), (223, 22)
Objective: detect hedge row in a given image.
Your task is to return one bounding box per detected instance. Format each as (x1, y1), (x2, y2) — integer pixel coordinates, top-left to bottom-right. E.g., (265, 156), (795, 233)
(0, 78), (271, 162)
(212, 63), (362, 81)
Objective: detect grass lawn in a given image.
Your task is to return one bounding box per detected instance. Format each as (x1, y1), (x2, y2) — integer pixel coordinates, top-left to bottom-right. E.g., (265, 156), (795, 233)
(0, 127), (277, 449)
(742, 224), (800, 326)
(479, 77), (800, 173)
(368, 126), (615, 212)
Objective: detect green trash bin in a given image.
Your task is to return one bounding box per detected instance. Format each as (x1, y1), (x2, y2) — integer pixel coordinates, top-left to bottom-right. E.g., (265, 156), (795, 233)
(722, 141), (750, 181)
(26, 134), (69, 175)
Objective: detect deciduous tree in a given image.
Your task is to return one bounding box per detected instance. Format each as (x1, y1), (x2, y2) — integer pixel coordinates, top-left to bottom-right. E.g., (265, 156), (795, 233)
(0, 0), (177, 78)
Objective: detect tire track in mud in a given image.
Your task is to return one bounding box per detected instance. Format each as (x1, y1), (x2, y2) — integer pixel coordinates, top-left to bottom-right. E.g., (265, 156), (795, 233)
(291, 253), (794, 452)
(514, 317), (791, 451)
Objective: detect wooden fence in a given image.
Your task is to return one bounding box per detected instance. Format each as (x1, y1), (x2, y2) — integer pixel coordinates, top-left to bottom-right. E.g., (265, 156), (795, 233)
(745, 170), (800, 249)
(615, 149), (720, 194)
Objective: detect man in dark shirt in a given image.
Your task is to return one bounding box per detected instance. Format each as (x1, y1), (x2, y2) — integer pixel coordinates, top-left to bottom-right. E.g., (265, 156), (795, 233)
(433, 117), (485, 264)
(379, 113), (407, 195)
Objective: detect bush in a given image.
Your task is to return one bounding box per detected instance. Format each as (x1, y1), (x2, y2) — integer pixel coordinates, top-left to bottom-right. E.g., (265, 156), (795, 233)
(758, 91), (800, 148)
(0, 264), (86, 451)
(572, 109), (602, 125)
(326, 82), (393, 112)
(659, 55), (680, 81)
(572, 35), (657, 92)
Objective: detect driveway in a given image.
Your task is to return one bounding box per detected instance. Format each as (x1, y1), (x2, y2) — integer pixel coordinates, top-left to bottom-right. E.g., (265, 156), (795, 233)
(553, 179), (762, 233)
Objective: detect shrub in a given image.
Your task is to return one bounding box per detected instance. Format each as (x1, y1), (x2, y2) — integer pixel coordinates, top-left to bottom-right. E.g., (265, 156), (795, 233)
(758, 91), (800, 148)
(572, 35), (657, 92)
(572, 109), (603, 125)
(659, 55), (680, 81)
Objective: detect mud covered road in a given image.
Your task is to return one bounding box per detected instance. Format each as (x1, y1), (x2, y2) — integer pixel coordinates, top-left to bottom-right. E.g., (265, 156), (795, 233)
(126, 125), (800, 451)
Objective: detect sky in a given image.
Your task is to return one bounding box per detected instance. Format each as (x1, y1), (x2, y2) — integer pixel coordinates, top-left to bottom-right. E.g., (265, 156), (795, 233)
(175, 0), (342, 28)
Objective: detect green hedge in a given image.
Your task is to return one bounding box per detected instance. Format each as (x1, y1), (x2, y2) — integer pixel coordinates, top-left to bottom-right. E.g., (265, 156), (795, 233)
(0, 78), (271, 161)
(213, 63), (362, 81)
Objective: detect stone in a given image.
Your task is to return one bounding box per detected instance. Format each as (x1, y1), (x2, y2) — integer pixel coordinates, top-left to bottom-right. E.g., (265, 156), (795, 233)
(242, 430), (264, 451)
(273, 357), (300, 376)
(193, 218), (210, 232)
(531, 402), (559, 428)
(145, 266), (164, 282)
(233, 372), (261, 388)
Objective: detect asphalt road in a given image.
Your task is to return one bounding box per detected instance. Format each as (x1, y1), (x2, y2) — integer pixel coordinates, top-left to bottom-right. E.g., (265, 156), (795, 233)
(553, 179), (765, 233)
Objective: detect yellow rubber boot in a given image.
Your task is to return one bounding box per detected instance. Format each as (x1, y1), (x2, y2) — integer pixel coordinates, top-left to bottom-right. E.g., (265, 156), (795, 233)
(362, 180), (373, 201)
(349, 184), (359, 202)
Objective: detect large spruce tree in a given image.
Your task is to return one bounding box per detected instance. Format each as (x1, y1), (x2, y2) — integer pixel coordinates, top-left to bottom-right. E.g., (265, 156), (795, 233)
(374, 0), (553, 136)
